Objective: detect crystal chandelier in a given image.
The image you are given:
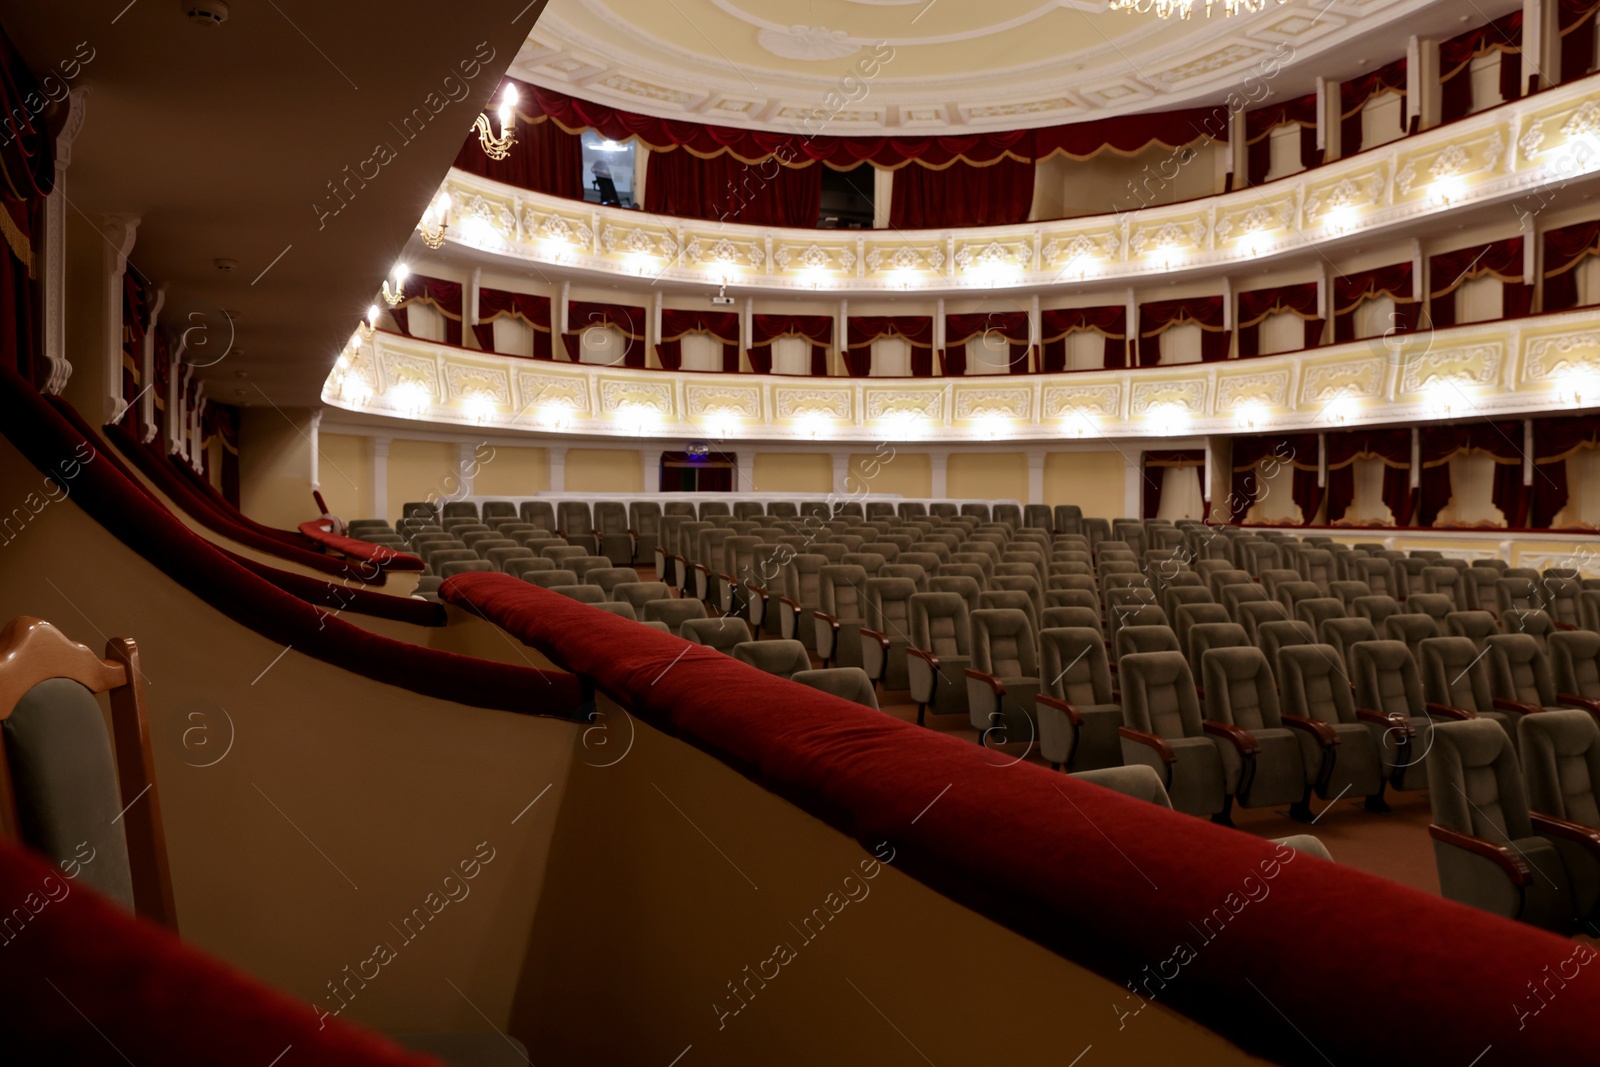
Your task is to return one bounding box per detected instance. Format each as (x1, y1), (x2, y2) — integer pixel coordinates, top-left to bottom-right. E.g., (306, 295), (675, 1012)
(1110, 0), (1287, 18)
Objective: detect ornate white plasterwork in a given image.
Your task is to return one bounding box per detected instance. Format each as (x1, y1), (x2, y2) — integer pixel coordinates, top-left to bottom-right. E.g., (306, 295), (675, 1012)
(1397, 343), (1502, 394)
(756, 25), (858, 61)
(685, 381), (762, 419)
(1523, 331), (1600, 380)
(954, 387), (1032, 420)
(379, 351), (439, 393)
(599, 378), (673, 414)
(445, 364), (511, 404)
(1216, 369), (1291, 409)
(1130, 378), (1208, 416)
(774, 386), (853, 420)
(1300, 359), (1385, 402)
(516, 370), (590, 413)
(1042, 382), (1120, 418)
(865, 388), (944, 422)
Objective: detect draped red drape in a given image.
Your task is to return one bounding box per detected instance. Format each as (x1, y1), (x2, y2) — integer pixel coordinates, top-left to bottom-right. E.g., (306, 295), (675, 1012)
(1326, 428), (1414, 525)
(890, 157), (1036, 229)
(1439, 12), (1523, 124)
(846, 316), (934, 377)
(1229, 435), (1321, 524)
(1142, 451), (1205, 520)
(1532, 415), (1600, 527)
(644, 148), (823, 228)
(748, 314), (831, 376)
(1333, 262), (1418, 342)
(200, 401), (242, 507)
(389, 275), (464, 347)
(472, 288), (553, 359)
(1236, 282), (1322, 358)
(1418, 421), (1528, 528)
(1034, 105), (1232, 160)
(1244, 94), (1320, 187)
(563, 300), (645, 367)
(656, 309), (741, 373)
(1340, 58), (1408, 155)
(1543, 219), (1600, 311)
(1040, 306), (1128, 371)
(451, 116), (583, 200)
(944, 311), (1031, 375)
(1560, 0), (1600, 83)
(1137, 296), (1229, 366)
(1428, 238), (1528, 328)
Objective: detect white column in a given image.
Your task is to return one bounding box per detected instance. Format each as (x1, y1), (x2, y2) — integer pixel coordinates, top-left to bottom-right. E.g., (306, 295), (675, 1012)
(189, 384), (205, 472)
(1230, 103), (1247, 186)
(935, 298), (946, 367)
(549, 446), (567, 492)
(466, 267), (482, 348)
(1124, 457), (1143, 519)
(1523, 0), (1549, 90)
(837, 299), (848, 376)
(642, 449), (660, 493)
(831, 451), (850, 495)
(929, 451), (949, 499)
(140, 287), (165, 442)
(166, 348), (182, 454)
(309, 410), (323, 491)
(1026, 449), (1046, 505)
(42, 90), (86, 395)
(1221, 276), (1235, 359)
(176, 364), (192, 459)
(650, 290), (663, 369)
(743, 297), (754, 371)
(458, 441), (478, 497)
(1321, 79), (1342, 160)
(732, 449), (753, 491)
(558, 281), (571, 341)
(102, 214), (140, 425)
(371, 436), (391, 520)
(1029, 294), (1041, 359)
(873, 166), (892, 229)
(1416, 37), (1441, 130)
(1125, 289), (1138, 367)
(1406, 36), (1424, 132)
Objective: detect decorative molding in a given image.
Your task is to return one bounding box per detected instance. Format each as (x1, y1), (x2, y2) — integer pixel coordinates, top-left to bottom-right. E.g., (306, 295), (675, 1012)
(599, 377), (674, 414)
(1216, 368), (1291, 409)
(953, 386), (1031, 420)
(1041, 382), (1121, 418)
(774, 385), (853, 420)
(685, 380), (762, 418)
(1397, 343), (1502, 394)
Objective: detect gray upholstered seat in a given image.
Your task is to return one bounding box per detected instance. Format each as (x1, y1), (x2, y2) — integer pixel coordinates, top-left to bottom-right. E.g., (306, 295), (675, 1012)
(1426, 720), (1573, 932)
(551, 584), (606, 604)
(732, 639), (812, 680)
(1118, 651), (1226, 819)
(593, 502), (634, 565)
(611, 581), (673, 612)
(1202, 646), (1314, 822)
(1384, 613), (1440, 665)
(644, 599), (708, 629)
(1419, 636), (1515, 741)
(679, 616), (753, 654)
(860, 577), (917, 691)
(1278, 643), (1389, 812)
(1349, 640), (1433, 792)
(1501, 608), (1556, 655)
(1551, 630), (1600, 713)
(793, 668), (880, 710)
(907, 592), (971, 724)
(778, 554), (828, 650)
(815, 565), (870, 669)
(1319, 616), (1378, 671)
(1353, 594), (1403, 629)
(966, 608), (1039, 746)
(629, 501), (661, 569)
(1186, 622), (1248, 673)
(1071, 764), (1171, 806)
(524, 568), (579, 590)
(1037, 628), (1121, 772)
(1485, 632), (1563, 714)
(1446, 610), (1499, 651)
(556, 502), (597, 555)
(591, 600), (638, 621)
(1258, 620), (1316, 679)
(440, 559), (495, 579)
(1519, 709), (1600, 931)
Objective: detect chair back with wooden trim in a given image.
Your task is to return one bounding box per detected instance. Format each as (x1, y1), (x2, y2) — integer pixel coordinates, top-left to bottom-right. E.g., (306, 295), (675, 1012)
(0, 617), (174, 928)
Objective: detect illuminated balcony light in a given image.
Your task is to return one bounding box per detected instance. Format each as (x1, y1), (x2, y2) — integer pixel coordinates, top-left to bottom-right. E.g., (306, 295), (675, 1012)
(880, 410), (926, 438)
(338, 376), (372, 407)
(1422, 381), (1461, 418)
(1061, 411), (1097, 438)
(463, 393), (497, 425)
(1147, 402), (1191, 435)
(705, 412), (739, 440)
(1152, 245), (1182, 271)
(459, 215), (505, 250)
(886, 267), (916, 290)
(1427, 175), (1467, 207)
(968, 259), (1021, 288)
(1234, 401), (1268, 430)
(537, 401), (574, 431)
(1556, 367), (1600, 407)
(386, 380), (430, 417)
(1238, 230), (1268, 258)
(975, 414), (1011, 441)
(1062, 255), (1099, 281)
(797, 413), (833, 440)
(799, 267), (830, 290)
(624, 253), (655, 276)
(1324, 394), (1359, 425)
(1323, 205), (1357, 236)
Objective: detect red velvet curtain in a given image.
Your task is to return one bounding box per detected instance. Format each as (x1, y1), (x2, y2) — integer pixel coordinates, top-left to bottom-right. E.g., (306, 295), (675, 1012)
(451, 117), (582, 200)
(1236, 282), (1321, 358)
(1325, 428), (1414, 525)
(1560, 0), (1600, 83)
(945, 312), (1031, 375)
(658, 309), (741, 372)
(1439, 13), (1523, 124)
(1532, 415), (1600, 527)
(846, 317), (933, 377)
(1034, 105), (1231, 160)
(889, 157), (1035, 229)
(749, 314), (831, 376)
(1429, 238), (1528, 328)
(389, 275), (463, 346)
(1229, 435), (1320, 524)
(1543, 220), (1600, 311)
(1244, 95), (1320, 186)
(1340, 58), (1407, 156)
(1142, 451), (1205, 520)
(1418, 421), (1528, 528)
(563, 301), (645, 367)
(1137, 297), (1229, 366)
(644, 148), (822, 227)
(472, 289), (552, 359)
(1333, 262), (1418, 342)
(1040, 306), (1127, 371)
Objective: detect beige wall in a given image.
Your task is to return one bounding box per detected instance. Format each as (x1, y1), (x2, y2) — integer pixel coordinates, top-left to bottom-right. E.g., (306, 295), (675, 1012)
(388, 439), (461, 517)
(752, 452), (833, 493)
(316, 432), (376, 519)
(476, 445), (551, 497)
(949, 451), (1027, 502)
(849, 450), (930, 498)
(1044, 451), (1131, 517)
(239, 406), (316, 529)
(567, 448), (643, 492)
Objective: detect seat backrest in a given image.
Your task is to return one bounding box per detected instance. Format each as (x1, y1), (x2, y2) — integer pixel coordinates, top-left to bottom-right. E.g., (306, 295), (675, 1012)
(629, 501), (662, 536)
(557, 501), (593, 534)
(1188, 622), (1250, 668)
(481, 501), (516, 521)
(865, 577), (917, 634)
(1405, 593), (1454, 630)
(1501, 607), (1555, 655)
(785, 554), (829, 606)
(1519, 710), (1600, 826)
(1353, 594), (1403, 629)
(1541, 576), (1582, 627)
(1221, 582), (1272, 621)
(1202, 646), (1283, 731)
(1351, 639), (1423, 716)
(1258, 620), (1317, 674)
(1427, 720), (1534, 843)
(1320, 616), (1379, 669)
(1041, 606), (1102, 632)
(1039, 628), (1113, 705)
(1383, 613), (1439, 663)
(593, 501), (629, 535)
(525, 568), (579, 589)
(552, 584), (606, 604)
(1419, 636), (1493, 713)
(662, 501), (697, 518)
(1276, 581), (1325, 613)
(1119, 652), (1202, 740)
(1486, 632), (1556, 706)
(1496, 577), (1538, 614)
(643, 599), (709, 626)
(1277, 644), (1356, 726)
(793, 668), (879, 710)
(698, 501), (731, 520)
(1445, 610), (1499, 651)
(929, 575), (982, 616)
(970, 608), (1037, 679)
(732, 640), (812, 680)
(978, 589), (1040, 635)
(910, 592), (971, 658)
(1551, 630), (1600, 698)
(612, 581), (673, 611)
(680, 616), (753, 652)
(1115, 625), (1182, 662)
(441, 501), (479, 520)
(1294, 597), (1347, 635)
(820, 565), (870, 622)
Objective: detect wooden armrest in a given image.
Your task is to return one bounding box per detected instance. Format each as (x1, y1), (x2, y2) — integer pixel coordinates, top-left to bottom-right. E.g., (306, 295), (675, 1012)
(815, 611), (841, 631)
(745, 580), (768, 596)
(1557, 693), (1600, 714)
(1355, 707), (1415, 736)
(907, 646), (941, 672)
(964, 668), (1006, 697)
(1281, 714), (1339, 747)
(1118, 726), (1176, 764)
(1428, 824), (1531, 886)
(1555, 621), (1580, 631)
(1425, 702), (1477, 722)
(860, 628), (892, 652)
(1530, 812), (1600, 857)
(1035, 694), (1083, 726)
(1492, 697), (1544, 717)
(1203, 719), (1262, 755)
(778, 596), (803, 614)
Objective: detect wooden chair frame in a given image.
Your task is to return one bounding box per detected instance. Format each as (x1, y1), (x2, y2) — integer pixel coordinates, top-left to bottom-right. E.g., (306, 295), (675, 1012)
(0, 616), (176, 929)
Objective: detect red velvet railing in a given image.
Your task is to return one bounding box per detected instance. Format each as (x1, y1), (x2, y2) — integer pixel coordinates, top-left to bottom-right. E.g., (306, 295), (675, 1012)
(442, 574), (1600, 1066)
(1, 367), (584, 716)
(298, 521), (425, 571)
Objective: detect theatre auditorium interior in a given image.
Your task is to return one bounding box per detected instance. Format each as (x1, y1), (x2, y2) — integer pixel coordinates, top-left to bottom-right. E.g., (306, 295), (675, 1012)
(17, 0), (1600, 1063)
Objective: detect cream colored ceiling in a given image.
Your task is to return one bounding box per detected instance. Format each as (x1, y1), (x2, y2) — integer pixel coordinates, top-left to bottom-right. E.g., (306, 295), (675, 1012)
(514, 0), (1512, 132)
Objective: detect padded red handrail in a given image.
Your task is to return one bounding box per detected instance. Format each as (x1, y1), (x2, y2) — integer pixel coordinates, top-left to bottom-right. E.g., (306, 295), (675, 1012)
(0, 839), (444, 1066)
(0, 369), (582, 716)
(298, 520), (425, 571)
(443, 571), (1600, 1067)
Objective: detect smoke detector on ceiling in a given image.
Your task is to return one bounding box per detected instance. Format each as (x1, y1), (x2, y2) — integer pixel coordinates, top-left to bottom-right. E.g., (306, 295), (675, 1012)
(184, 2), (229, 27)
